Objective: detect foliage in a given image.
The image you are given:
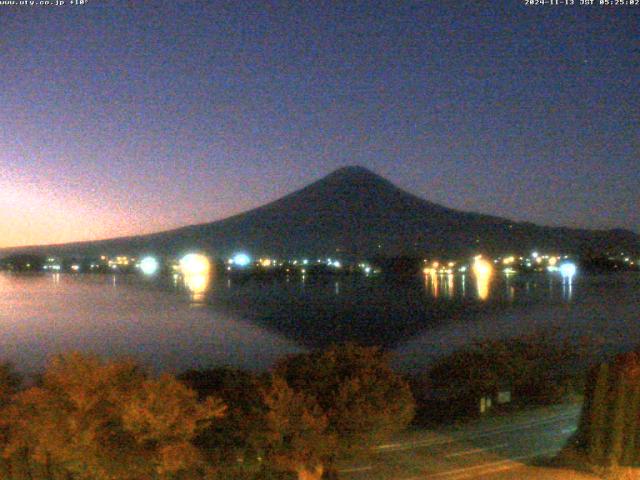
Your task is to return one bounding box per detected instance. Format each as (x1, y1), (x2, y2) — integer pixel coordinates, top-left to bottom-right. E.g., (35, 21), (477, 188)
(179, 367), (267, 466)
(0, 362), (20, 407)
(260, 376), (332, 480)
(575, 351), (640, 467)
(0, 352), (225, 480)
(274, 343), (415, 453)
(122, 373), (226, 477)
(0, 346), (416, 480)
(428, 332), (586, 405)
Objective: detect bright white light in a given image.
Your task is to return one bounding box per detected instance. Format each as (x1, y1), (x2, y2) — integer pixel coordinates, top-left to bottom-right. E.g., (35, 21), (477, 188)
(560, 262), (577, 278)
(232, 253), (251, 267)
(332, 261), (342, 268)
(139, 256), (159, 275)
(71, 264), (80, 272)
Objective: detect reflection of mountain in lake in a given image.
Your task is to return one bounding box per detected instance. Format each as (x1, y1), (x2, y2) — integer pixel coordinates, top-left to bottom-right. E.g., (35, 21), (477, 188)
(194, 273), (574, 349)
(3, 166), (638, 258)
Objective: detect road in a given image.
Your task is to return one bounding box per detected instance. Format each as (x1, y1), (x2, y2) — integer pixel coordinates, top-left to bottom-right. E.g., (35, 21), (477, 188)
(338, 403), (582, 480)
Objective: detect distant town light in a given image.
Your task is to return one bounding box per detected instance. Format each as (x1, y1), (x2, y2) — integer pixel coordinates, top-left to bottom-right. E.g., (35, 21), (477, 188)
(260, 258), (272, 267)
(232, 252), (251, 267)
(139, 256), (159, 276)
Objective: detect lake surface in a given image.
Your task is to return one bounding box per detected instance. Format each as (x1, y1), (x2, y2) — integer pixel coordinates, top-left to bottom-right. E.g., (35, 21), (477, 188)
(0, 271), (638, 375)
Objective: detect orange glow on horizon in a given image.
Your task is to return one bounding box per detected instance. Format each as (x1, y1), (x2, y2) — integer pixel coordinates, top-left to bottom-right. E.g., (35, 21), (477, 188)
(0, 179), (173, 249)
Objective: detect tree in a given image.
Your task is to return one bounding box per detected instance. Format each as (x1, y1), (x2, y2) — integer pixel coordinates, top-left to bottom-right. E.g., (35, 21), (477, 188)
(274, 344), (415, 462)
(1, 352), (225, 480)
(122, 373), (226, 478)
(179, 368), (268, 469)
(0, 362), (20, 407)
(428, 332), (585, 408)
(260, 376), (333, 480)
(0, 363), (22, 479)
(574, 351), (640, 467)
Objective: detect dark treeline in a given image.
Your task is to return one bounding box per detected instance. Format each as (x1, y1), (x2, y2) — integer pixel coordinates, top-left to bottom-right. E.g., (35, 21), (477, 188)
(411, 332), (588, 424)
(0, 345), (415, 480)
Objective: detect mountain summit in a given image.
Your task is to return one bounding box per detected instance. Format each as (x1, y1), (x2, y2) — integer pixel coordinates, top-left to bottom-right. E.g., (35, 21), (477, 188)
(4, 166), (639, 257)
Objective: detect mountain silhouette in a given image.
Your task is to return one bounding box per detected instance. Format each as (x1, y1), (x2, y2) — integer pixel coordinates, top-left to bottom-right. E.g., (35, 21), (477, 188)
(3, 166), (639, 258)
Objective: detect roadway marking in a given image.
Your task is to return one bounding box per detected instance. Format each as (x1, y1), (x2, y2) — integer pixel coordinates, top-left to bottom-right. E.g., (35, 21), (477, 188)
(338, 466), (373, 473)
(377, 442), (402, 449)
(375, 412), (578, 452)
(445, 443), (508, 458)
(401, 448), (558, 479)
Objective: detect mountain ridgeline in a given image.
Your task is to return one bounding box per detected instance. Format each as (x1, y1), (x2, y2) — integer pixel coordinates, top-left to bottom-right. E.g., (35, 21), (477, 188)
(4, 166), (639, 258)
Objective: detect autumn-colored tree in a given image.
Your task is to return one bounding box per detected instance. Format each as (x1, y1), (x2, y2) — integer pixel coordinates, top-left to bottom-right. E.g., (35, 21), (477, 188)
(2, 353), (146, 479)
(274, 344), (415, 464)
(261, 376), (333, 480)
(1, 352), (224, 480)
(0, 362), (21, 479)
(122, 373), (226, 478)
(179, 368), (267, 468)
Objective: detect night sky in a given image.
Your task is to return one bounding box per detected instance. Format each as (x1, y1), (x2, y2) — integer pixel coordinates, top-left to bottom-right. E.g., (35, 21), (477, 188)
(1, 1), (638, 248)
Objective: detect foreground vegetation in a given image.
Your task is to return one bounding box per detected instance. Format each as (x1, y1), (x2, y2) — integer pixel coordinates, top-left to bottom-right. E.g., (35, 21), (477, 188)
(0, 334), (601, 479)
(411, 332), (587, 423)
(0, 345), (414, 480)
(557, 350), (640, 478)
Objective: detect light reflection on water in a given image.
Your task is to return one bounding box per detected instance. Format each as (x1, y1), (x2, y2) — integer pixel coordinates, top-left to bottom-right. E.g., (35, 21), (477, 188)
(0, 272), (303, 375)
(396, 273), (640, 373)
(0, 271), (637, 376)
(421, 269), (574, 303)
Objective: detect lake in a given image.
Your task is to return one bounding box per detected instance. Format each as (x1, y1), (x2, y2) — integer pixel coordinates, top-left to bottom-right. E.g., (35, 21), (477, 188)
(0, 270), (638, 375)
